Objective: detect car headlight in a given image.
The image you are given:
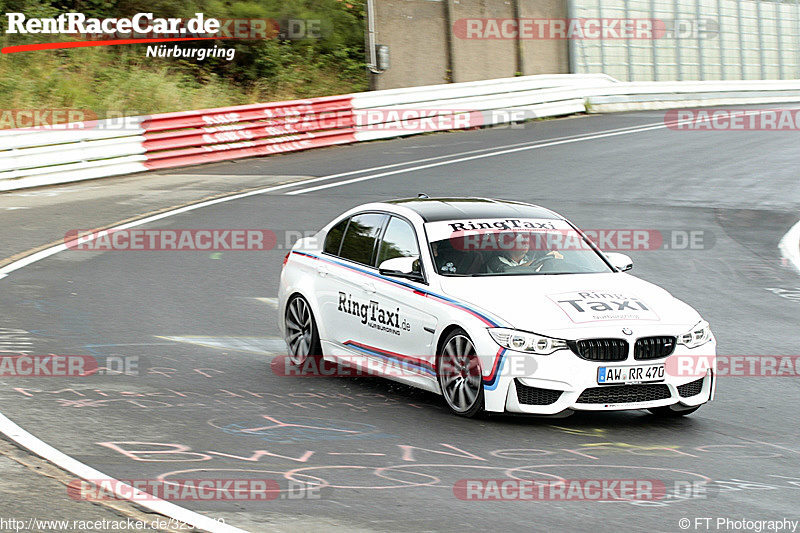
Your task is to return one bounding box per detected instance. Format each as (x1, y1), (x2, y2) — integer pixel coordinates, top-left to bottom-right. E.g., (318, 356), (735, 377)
(488, 328), (568, 355)
(677, 321), (713, 349)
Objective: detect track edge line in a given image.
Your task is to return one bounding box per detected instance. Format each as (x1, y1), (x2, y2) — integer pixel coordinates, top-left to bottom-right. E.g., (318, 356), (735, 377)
(0, 412), (249, 533)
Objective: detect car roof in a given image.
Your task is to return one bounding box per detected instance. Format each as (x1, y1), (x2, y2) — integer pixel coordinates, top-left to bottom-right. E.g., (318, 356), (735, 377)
(383, 197), (561, 222)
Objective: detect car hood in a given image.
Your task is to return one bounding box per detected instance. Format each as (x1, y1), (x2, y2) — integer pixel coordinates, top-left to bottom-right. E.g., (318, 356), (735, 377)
(437, 273), (702, 338)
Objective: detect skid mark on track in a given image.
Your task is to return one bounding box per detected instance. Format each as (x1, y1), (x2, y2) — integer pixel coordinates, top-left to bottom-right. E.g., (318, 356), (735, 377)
(157, 336), (287, 355)
(252, 297), (278, 309)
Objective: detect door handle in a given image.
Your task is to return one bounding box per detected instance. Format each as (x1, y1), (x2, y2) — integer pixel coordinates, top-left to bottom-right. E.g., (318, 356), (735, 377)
(317, 265), (329, 277)
(362, 282), (377, 294)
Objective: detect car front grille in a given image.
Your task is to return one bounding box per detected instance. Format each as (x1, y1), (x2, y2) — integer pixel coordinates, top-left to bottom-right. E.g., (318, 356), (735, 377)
(634, 336), (677, 360)
(569, 339), (629, 361)
(576, 384), (672, 404)
(677, 377), (705, 398)
(515, 381), (563, 405)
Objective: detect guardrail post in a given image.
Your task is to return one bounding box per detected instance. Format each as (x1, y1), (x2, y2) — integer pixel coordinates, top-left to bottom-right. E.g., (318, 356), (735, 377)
(776, 1), (785, 80)
(650, 0), (658, 81)
(696, 0), (705, 81)
(796, 0), (800, 79)
(444, 0), (456, 82)
(513, 0), (524, 74)
(756, 0), (765, 79)
(674, 0), (682, 81)
(716, 0), (725, 80)
(624, 0), (633, 81)
(737, 0), (745, 79)
(598, 1), (607, 77)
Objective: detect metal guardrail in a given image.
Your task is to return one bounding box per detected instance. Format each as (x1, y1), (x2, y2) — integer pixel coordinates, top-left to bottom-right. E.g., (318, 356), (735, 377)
(1, 74), (799, 191)
(570, 0), (800, 82)
(583, 79), (800, 112)
(0, 117), (147, 191)
(0, 74), (613, 191)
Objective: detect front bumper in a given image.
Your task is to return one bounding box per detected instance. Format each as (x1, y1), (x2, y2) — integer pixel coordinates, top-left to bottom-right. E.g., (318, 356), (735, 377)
(478, 335), (716, 414)
(505, 370), (713, 414)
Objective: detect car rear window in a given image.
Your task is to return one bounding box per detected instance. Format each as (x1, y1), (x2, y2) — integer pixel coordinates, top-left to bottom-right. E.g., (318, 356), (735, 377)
(324, 218), (348, 255)
(338, 213), (387, 265)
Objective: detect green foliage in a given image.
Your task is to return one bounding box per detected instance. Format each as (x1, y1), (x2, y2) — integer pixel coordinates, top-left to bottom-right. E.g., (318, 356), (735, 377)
(0, 0), (367, 117)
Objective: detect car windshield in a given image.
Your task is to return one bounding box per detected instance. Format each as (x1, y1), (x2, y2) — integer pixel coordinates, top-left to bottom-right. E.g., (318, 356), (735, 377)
(425, 219), (613, 277)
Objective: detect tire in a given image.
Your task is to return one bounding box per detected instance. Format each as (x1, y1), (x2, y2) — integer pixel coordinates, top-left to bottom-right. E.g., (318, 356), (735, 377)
(284, 295), (322, 366)
(647, 405), (701, 417)
(437, 328), (484, 418)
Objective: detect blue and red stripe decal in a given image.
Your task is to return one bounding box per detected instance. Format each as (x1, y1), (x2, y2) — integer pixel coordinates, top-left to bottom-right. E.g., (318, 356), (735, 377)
(291, 251), (509, 389)
(292, 251), (503, 326)
(483, 347), (507, 390)
(344, 340), (436, 376)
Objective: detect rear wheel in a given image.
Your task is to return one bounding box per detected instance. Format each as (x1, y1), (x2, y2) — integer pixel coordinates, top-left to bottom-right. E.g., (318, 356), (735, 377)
(285, 295), (322, 366)
(437, 329), (484, 417)
(648, 405), (701, 417)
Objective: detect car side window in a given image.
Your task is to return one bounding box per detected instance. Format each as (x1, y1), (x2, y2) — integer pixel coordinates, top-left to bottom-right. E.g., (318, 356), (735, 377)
(338, 213), (387, 265)
(377, 217), (420, 265)
(324, 218), (349, 255)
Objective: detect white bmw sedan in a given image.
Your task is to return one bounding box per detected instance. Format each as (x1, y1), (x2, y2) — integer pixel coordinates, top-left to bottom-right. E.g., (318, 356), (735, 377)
(278, 197), (716, 418)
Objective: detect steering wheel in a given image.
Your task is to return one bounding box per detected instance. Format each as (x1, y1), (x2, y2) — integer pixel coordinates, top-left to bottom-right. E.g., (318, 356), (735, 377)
(530, 254), (557, 272)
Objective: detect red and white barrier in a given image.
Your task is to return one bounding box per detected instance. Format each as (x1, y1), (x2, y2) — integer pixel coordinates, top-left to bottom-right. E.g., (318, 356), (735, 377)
(1, 74), (616, 191)
(4, 74), (800, 191)
(141, 95), (356, 170)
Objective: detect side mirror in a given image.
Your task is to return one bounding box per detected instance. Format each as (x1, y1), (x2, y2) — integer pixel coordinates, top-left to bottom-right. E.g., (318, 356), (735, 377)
(606, 252), (633, 272)
(378, 256), (424, 281)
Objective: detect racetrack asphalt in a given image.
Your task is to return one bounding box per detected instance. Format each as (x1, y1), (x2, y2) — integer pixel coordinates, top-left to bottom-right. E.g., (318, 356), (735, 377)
(1, 109), (799, 532)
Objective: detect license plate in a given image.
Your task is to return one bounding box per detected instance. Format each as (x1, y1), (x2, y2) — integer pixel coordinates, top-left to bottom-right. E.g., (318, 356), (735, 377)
(598, 364), (665, 384)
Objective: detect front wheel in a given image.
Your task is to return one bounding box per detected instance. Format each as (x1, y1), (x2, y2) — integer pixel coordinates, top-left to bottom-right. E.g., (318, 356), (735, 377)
(437, 329), (484, 418)
(284, 295), (322, 366)
(648, 404), (701, 417)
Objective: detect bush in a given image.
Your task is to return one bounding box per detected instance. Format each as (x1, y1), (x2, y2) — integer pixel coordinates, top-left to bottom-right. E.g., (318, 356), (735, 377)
(0, 0), (367, 119)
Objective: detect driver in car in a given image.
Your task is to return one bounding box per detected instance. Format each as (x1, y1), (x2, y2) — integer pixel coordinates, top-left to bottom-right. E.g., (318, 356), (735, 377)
(485, 232), (563, 273)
